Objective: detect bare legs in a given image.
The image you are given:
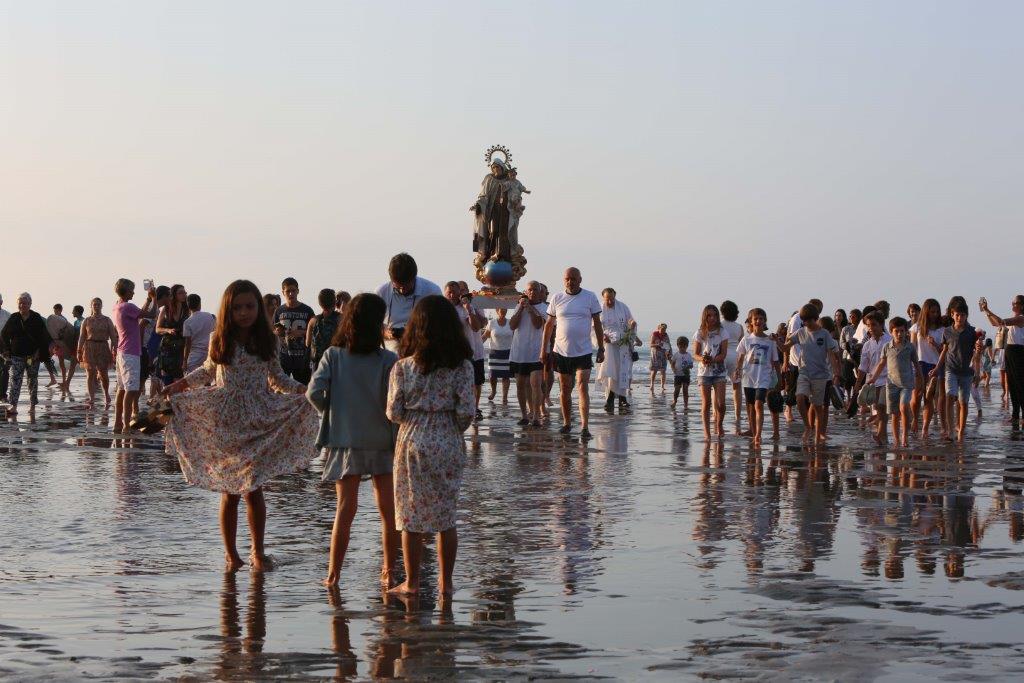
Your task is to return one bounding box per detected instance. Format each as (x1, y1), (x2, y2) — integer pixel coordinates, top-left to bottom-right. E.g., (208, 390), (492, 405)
(389, 528), (457, 596)
(557, 369), (592, 433)
(221, 488), (267, 572)
(699, 381), (726, 439)
(323, 474), (399, 587)
(732, 382), (745, 435)
(113, 388), (140, 433)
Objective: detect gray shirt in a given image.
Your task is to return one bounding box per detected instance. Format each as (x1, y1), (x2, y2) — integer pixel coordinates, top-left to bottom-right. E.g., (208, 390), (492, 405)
(375, 277), (442, 332)
(306, 347), (398, 451)
(795, 327), (838, 380)
(883, 341), (918, 388)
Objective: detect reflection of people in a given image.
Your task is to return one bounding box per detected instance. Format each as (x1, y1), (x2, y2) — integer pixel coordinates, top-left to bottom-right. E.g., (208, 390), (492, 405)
(306, 294), (400, 588)
(386, 296), (475, 596)
(164, 280), (318, 572)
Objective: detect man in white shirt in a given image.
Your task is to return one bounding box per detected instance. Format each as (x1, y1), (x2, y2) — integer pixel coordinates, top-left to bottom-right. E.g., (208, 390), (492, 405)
(0, 293), (10, 400)
(509, 280), (548, 426)
(375, 253), (442, 352)
(182, 294), (216, 374)
(445, 281), (487, 419)
(540, 267), (605, 438)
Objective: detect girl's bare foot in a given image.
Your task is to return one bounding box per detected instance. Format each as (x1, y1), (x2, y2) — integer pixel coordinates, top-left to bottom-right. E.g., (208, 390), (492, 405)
(438, 581), (454, 597)
(323, 569), (340, 587)
(752, 437), (761, 448)
(225, 553), (245, 573)
(816, 434), (828, 444)
(387, 581), (418, 596)
(801, 429), (812, 444)
(250, 553), (274, 572)
(380, 567), (399, 589)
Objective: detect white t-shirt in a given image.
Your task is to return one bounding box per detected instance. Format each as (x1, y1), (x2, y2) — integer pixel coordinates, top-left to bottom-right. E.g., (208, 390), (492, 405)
(735, 334), (779, 389)
(721, 320), (744, 362)
(548, 289), (601, 358)
(670, 351), (693, 376)
(786, 312), (803, 366)
(509, 302), (548, 363)
(485, 319), (514, 352)
(182, 310), (216, 369)
(692, 327), (729, 378)
(457, 306), (486, 361)
(859, 333), (892, 387)
(1009, 324), (1024, 346)
(910, 322), (943, 365)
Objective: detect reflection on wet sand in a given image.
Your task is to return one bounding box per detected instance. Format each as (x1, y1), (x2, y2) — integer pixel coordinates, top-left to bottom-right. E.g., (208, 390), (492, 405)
(2, 378), (1024, 678)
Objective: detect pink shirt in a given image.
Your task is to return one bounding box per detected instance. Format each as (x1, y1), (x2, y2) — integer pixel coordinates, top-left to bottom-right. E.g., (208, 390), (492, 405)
(113, 301), (143, 355)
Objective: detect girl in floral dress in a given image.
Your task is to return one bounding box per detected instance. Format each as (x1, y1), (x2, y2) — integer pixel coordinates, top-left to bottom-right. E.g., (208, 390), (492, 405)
(164, 280), (318, 572)
(386, 295), (475, 596)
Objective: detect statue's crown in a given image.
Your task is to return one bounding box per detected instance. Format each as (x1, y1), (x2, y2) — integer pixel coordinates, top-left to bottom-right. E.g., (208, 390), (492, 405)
(484, 144), (512, 166)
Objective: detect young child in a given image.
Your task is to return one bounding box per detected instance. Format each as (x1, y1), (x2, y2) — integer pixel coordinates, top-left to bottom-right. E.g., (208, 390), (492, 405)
(855, 311), (891, 444)
(386, 295), (476, 597)
(306, 287), (342, 371)
(306, 293), (399, 588)
(164, 280), (318, 572)
(670, 336), (694, 409)
(734, 308), (781, 447)
(866, 317), (922, 447)
(784, 303), (841, 445)
(692, 305), (729, 440)
(933, 302), (978, 444)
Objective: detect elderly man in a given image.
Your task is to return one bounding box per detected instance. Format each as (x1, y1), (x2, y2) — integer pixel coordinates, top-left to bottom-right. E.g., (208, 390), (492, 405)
(1, 293), (52, 415)
(595, 287), (637, 413)
(541, 267), (605, 438)
(509, 280), (548, 426)
(376, 253), (442, 353)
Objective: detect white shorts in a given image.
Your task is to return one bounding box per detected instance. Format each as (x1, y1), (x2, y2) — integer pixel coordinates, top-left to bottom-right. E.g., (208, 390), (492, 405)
(116, 352), (141, 392)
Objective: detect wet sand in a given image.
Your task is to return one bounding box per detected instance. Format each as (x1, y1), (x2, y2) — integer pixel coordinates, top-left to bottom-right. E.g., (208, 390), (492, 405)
(2, 375), (1024, 680)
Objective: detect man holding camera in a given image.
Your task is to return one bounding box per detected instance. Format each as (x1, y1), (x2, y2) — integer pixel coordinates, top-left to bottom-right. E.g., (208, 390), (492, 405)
(376, 253), (442, 353)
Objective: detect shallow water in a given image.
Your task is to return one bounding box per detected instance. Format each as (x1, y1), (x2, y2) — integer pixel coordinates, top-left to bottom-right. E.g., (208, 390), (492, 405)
(2, 373), (1024, 681)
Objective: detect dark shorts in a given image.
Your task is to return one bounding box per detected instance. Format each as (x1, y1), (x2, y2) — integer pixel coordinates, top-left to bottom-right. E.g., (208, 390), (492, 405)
(284, 366), (312, 385)
(744, 387), (768, 404)
(472, 359), (486, 386)
(510, 361), (543, 376)
(767, 391), (784, 413)
(674, 374), (690, 389)
(919, 361), (936, 379)
(553, 353), (593, 375)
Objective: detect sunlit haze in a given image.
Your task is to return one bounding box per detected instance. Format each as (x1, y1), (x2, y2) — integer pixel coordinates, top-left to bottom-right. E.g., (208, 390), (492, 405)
(3, 1), (1022, 334)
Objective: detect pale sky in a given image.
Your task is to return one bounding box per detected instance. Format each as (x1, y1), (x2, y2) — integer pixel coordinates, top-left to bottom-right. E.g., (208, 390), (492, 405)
(2, 1), (1021, 334)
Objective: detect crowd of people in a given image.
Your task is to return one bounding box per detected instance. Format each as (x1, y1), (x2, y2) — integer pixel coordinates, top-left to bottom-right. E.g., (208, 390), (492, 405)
(2, 255), (1022, 595)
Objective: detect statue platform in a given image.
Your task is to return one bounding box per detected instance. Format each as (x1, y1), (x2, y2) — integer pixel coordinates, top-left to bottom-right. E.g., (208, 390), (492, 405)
(469, 291), (522, 310)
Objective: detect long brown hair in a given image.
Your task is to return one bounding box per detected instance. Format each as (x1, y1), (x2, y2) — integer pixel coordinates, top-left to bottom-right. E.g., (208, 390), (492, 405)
(919, 298), (941, 336)
(698, 304), (721, 337)
(332, 293), (386, 354)
(399, 295), (471, 373)
(209, 280), (277, 364)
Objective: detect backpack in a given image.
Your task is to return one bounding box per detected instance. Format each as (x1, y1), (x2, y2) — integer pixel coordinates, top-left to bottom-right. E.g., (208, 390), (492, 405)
(311, 312), (340, 366)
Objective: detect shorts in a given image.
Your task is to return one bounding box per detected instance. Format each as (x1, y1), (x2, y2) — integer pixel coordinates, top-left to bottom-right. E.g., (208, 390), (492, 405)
(796, 375), (830, 406)
(767, 391), (784, 413)
(472, 358), (486, 386)
(552, 353), (593, 375)
(858, 383), (887, 409)
(946, 371), (973, 403)
(919, 361), (936, 379)
(744, 387), (768, 404)
(698, 375), (726, 387)
(886, 383), (913, 413)
(674, 374), (690, 389)
(510, 361), (543, 376)
(115, 352), (141, 392)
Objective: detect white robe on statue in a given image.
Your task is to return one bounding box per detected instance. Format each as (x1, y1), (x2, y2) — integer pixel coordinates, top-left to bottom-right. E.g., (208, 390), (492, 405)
(596, 300), (635, 395)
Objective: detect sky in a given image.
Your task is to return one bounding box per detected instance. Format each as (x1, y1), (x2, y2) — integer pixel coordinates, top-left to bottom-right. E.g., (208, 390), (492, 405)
(2, 1), (1022, 334)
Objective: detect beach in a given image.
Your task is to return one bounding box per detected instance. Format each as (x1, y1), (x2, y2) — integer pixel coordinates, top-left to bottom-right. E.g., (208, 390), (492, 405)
(2, 369), (1024, 680)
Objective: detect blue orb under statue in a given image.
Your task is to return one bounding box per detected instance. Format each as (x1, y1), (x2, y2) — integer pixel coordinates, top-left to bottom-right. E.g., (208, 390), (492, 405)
(482, 260), (515, 287)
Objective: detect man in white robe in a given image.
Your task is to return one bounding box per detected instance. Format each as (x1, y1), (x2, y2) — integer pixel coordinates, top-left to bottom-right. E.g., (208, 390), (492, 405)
(595, 287), (637, 412)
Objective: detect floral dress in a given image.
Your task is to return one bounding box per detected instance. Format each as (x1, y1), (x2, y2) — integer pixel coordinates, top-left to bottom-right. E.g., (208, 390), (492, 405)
(386, 358), (475, 533)
(165, 347), (319, 495)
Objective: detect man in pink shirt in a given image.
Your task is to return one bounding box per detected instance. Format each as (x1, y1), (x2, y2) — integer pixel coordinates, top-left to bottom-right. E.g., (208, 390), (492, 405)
(112, 278), (157, 434)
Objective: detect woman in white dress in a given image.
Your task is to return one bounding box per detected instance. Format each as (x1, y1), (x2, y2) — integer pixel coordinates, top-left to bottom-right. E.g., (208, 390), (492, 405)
(596, 288), (638, 412)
